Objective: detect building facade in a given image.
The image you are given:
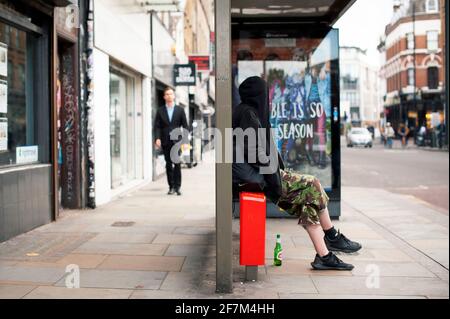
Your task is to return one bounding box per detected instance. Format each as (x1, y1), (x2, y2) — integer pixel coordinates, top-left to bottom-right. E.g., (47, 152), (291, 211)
(379, 0), (445, 140)
(184, 0), (215, 158)
(340, 46), (382, 127)
(89, 0), (153, 205)
(0, 0), (77, 242)
(0, 0), (217, 242)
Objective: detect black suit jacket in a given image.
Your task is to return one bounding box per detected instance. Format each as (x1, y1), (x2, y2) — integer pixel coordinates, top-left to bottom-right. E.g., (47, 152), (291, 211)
(154, 105), (189, 147)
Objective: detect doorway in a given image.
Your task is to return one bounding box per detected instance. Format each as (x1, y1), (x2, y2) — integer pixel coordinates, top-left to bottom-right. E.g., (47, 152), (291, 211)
(109, 67), (137, 189)
(56, 39), (80, 213)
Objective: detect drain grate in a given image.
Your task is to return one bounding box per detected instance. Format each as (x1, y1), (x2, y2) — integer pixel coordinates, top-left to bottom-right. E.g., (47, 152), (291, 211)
(111, 221), (135, 227)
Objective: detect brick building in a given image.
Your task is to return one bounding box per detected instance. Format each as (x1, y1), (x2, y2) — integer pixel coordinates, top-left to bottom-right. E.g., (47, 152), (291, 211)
(379, 0), (445, 137)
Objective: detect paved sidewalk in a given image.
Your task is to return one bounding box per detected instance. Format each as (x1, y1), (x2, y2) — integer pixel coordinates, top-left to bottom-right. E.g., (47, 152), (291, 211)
(0, 151), (448, 299)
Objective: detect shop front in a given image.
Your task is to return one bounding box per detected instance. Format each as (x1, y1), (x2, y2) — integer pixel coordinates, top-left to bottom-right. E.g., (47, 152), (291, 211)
(0, 0), (73, 242)
(54, 3), (82, 214)
(385, 90), (445, 145)
(91, 0), (152, 206)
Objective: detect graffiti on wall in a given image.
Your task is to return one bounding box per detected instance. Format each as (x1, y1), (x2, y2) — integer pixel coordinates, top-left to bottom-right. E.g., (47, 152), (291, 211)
(85, 0), (96, 208)
(61, 50), (80, 207)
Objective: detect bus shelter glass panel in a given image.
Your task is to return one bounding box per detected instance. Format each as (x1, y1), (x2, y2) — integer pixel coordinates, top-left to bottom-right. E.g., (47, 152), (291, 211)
(232, 26), (339, 193)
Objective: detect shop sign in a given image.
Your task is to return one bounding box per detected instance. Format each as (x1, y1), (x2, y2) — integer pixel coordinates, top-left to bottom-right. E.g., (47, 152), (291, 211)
(188, 55), (210, 72)
(174, 64), (196, 86)
(16, 146), (38, 164)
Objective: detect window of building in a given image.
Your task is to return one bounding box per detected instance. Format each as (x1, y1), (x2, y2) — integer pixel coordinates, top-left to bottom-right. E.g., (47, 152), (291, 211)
(342, 75), (359, 90)
(427, 67), (439, 89)
(109, 66), (138, 189)
(406, 32), (414, 50)
(426, 0), (438, 13)
(427, 31), (439, 51)
(0, 22), (39, 167)
(408, 68), (415, 86)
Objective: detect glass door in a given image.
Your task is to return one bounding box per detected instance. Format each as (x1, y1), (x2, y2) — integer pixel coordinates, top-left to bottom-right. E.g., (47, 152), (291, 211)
(109, 68), (136, 189)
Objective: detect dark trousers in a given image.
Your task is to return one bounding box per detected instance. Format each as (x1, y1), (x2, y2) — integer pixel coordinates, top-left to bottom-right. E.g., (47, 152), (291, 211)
(163, 145), (181, 190)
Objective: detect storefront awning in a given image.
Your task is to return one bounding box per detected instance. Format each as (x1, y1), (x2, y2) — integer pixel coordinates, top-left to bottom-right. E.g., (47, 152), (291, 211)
(231, 0), (356, 25)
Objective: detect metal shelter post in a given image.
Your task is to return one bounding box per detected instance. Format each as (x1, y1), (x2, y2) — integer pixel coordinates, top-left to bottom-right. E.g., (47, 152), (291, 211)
(215, 0), (233, 294)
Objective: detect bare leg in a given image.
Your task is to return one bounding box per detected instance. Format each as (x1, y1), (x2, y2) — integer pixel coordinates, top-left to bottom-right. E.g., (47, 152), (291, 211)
(305, 225), (329, 257)
(318, 208), (333, 231)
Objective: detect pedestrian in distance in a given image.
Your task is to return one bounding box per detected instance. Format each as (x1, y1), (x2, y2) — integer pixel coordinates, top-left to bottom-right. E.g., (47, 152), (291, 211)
(437, 122), (446, 149)
(154, 87), (189, 196)
(233, 77), (362, 271)
(384, 122), (395, 149)
(398, 123), (410, 149)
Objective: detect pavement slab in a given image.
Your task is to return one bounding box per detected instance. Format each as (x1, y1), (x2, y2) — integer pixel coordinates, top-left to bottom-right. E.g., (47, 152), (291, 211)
(54, 269), (167, 290)
(311, 276), (449, 297)
(97, 255), (185, 272)
(164, 245), (216, 257)
(0, 285), (37, 299)
(16, 254), (108, 269)
(0, 266), (66, 284)
(73, 242), (168, 256)
(23, 286), (134, 299)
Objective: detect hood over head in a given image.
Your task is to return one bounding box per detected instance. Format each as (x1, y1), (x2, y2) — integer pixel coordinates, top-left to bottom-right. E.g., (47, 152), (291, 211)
(238, 76), (270, 131)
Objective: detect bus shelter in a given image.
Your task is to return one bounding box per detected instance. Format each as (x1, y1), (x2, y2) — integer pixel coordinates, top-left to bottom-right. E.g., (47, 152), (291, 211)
(215, 0), (356, 293)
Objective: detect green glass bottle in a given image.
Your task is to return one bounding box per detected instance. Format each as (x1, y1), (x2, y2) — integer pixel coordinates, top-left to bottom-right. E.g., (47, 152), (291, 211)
(273, 234), (283, 266)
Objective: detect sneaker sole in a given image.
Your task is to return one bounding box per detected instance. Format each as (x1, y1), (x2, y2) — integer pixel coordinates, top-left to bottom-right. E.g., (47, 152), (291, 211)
(327, 246), (362, 254)
(311, 264), (354, 271)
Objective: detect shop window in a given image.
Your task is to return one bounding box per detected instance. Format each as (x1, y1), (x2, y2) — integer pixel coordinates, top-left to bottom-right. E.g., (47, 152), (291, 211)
(406, 32), (414, 50)
(408, 68), (415, 86)
(0, 22), (40, 167)
(109, 67), (137, 189)
(427, 31), (439, 51)
(427, 67), (439, 89)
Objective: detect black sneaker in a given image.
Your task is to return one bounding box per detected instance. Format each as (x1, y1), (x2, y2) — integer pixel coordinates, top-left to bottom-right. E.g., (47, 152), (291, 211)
(324, 230), (362, 253)
(311, 253), (354, 271)
(168, 188), (175, 195)
(175, 189), (182, 196)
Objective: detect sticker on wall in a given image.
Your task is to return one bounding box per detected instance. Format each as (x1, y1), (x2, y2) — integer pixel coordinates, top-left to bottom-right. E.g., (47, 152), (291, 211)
(0, 118), (7, 152)
(0, 43), (7, 77)
(0, 79), (7, 113)
(16, 145), (39, 164)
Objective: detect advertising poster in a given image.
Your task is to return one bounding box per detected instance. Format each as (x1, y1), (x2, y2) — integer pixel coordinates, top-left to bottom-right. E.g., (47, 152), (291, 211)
(0, 80), (7, 113)
(266, 60), (332, 188)
(0, 43), (7, 77)
(233, 30), (337, 188)
(0, 118), (7, 152)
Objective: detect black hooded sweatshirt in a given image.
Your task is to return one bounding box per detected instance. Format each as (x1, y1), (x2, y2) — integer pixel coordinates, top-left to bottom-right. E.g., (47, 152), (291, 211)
(232, 76), (284, 203)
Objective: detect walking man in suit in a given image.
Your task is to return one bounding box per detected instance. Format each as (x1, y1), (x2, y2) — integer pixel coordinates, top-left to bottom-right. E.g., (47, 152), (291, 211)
(154, 87), (189, 196)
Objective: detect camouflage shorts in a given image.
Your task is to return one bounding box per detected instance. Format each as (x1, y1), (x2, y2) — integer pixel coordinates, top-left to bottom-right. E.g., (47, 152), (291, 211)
(277, 169), (329, 226)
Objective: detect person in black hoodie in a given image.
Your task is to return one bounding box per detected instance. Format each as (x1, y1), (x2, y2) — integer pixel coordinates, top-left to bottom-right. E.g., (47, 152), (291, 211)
(233, 76), (361, 271)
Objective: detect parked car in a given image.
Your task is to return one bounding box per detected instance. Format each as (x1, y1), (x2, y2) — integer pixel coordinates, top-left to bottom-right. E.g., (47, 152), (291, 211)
(347, 128), (373, 148)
